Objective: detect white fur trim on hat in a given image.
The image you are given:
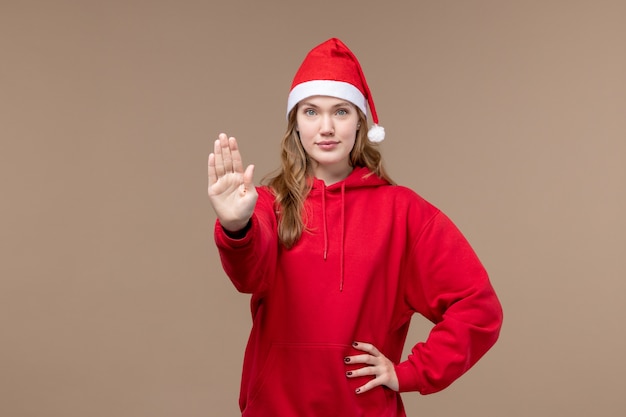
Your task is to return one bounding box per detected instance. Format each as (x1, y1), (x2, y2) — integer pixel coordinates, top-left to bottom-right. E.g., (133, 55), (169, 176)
(287, 80), (367, 118)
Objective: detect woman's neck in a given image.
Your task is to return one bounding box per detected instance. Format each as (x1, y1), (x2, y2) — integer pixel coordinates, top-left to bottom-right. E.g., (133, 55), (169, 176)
(313, 164), (354, 185)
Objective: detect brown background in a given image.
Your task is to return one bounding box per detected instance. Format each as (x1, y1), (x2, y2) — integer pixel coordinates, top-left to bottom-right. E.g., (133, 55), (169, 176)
(1, 1), (625, 416)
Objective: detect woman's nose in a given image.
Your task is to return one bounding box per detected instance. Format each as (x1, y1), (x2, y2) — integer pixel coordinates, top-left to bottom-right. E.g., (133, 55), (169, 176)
(320, 115), (334, 136)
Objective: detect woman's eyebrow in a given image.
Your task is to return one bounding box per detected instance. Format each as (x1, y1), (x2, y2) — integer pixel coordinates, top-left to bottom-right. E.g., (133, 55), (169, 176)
(300, 102), (319, 108)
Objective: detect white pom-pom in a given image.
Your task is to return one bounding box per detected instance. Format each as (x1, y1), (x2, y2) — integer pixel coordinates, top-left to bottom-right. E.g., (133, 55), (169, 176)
(367, 124), (385, 142)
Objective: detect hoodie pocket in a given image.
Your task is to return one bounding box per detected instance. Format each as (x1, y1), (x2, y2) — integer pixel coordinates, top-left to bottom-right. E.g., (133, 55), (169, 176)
(244, 342), (392, 417)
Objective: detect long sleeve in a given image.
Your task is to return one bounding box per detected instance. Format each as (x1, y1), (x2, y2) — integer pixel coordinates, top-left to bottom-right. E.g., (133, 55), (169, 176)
(395, 210), (503, 394)
(214, 187), (279, 295)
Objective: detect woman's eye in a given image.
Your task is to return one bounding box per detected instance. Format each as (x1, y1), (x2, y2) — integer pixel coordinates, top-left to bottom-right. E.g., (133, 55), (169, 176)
(305, 109), (316, 116)
(336, 109), (348, 116)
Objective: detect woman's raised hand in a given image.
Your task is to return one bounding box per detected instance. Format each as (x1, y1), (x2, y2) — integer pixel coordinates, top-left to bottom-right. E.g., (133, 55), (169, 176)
(208, 133), (258, 232)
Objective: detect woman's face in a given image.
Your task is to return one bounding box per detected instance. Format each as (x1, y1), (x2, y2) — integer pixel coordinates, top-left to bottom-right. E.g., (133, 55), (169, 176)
(295, 96), (360, 183)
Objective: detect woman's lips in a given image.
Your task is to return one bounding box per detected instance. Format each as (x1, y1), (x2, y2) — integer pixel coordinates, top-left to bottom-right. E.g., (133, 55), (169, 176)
(316, 141), (339, 150)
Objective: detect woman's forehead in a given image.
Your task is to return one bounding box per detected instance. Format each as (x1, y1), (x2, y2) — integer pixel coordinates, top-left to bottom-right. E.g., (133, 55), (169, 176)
(298, 96), (356, 107)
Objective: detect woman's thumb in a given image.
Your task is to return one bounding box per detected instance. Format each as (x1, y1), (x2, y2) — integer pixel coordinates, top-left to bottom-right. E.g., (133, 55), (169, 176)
(243, 164), (255, 189)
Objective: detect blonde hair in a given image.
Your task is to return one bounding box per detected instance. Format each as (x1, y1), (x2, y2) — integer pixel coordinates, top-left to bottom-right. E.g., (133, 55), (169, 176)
(264, 106), (394, 248)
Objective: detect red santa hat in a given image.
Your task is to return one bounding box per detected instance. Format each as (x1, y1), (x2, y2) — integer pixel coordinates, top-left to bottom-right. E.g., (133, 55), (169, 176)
(287, 38), (385, 142)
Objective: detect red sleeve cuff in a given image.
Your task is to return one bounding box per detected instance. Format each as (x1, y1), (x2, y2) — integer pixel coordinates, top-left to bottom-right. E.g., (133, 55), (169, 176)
(394, 361), (423, 393)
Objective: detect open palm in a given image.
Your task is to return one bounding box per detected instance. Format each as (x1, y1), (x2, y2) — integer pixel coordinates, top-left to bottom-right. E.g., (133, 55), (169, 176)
(207, 133), (257, 232)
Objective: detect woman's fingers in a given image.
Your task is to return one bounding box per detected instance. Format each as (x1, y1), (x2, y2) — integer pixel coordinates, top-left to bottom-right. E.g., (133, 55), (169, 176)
(354, 377), (385, 395)
(345, 362), (378, 377)
(242, 164), (255, 192)
(229, 136), (245, 174)
(219, 134), (234, 173)
(213, 133), (245, 179)
(213, 137), (225, 177)
(344, 341), (400, 394)
(208, 152), (217, 187)
(351, 341), (380, 356)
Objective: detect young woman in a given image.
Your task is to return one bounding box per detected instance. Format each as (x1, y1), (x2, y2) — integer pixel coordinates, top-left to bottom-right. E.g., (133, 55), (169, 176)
(208, 38), (503, 417)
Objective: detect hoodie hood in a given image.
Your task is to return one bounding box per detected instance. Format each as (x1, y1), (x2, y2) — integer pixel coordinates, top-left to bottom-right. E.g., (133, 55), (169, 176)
(307, 167), (390, 291)
(310, 166), (390, 192)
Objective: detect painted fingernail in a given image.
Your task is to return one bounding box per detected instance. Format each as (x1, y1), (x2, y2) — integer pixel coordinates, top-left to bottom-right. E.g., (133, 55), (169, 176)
(344, 357), (350, 363)
(352, 341), (358, 346)
(346, 371), (352, 376)
(355, 388), (361, 394)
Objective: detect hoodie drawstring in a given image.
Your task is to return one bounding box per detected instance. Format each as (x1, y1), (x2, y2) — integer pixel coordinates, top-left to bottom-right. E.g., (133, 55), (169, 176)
(339, 183), (346, 292)
(320, 182), (346, 291)
(321, 187), (328, 260)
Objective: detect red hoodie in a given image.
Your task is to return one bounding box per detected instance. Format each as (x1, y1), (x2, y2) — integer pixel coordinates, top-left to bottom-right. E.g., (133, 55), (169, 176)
(214, 166), (503, 417)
